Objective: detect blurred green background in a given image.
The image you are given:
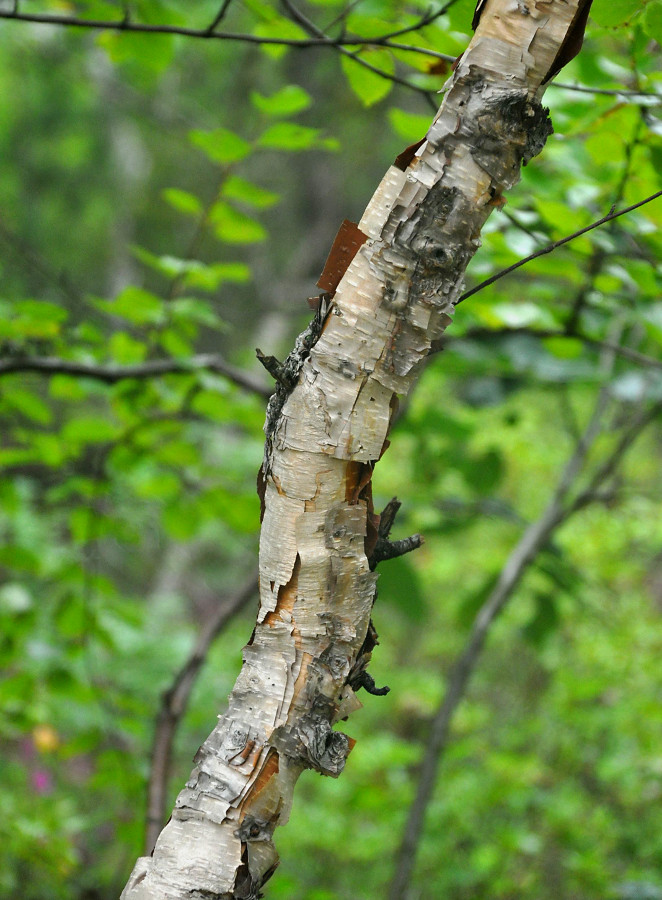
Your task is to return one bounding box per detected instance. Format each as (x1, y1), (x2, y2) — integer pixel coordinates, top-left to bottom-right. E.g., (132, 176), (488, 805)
(1, 1), (662, 897)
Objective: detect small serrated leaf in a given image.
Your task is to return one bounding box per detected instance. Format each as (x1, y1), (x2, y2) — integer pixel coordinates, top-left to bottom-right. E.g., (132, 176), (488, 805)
(162, 188), (203, 217)
(257, 122), (322, 151)
(222, 175), (280, 208)
(209, 202), (267, 244)
(189, 127), (252, 165)
(250, 85), (312, 117)
(341, 51), (395, 107)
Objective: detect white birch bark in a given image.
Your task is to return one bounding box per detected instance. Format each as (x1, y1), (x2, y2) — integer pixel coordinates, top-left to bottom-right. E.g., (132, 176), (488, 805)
(122, 2), (589, 897)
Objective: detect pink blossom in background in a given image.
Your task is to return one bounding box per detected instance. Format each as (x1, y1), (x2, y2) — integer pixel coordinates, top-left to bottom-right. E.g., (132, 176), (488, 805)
(31, 769), (53, 795)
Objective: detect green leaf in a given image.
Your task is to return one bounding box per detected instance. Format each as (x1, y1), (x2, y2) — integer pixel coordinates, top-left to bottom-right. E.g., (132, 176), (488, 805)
(108, 331), (148, 364)
(222, 175), (279, 208)
(97, 31), (174, 83)
(257, 122), (324, 151)
(521, 592), (560, 647)
(159, 327), (193, 358)
(170, 298), (227, 331)
(459, 448), (504, 494)
(189, 127), (252, 165)
(4, 387), (52, 425)
(388, 108), (430, 142)
(209, 202), (267, 244)
(191, 389), (230, 423)
(542, 336), (584, 359)
(250, 85), (312, 117)
(62, 416), (118, 444)
(591, 0), (646, 26)
(378, 556), (426, 621)
(0, 300), (68, 340)
(643, 1), (662, 42)
(132, 249), (251, 290)
(131, 468), (181, 501)
(340, 51), (395, 107)
(97, 287), (164, 326)
(162, 188), (203, 217)
(252, 19), (308, 59)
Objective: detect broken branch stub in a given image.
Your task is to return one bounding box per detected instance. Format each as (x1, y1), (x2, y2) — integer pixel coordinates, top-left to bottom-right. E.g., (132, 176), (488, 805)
(122, 3), (588, 898)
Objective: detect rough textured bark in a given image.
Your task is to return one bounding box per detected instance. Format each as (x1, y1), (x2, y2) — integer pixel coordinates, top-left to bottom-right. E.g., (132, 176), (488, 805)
(122, 2), (590, 897)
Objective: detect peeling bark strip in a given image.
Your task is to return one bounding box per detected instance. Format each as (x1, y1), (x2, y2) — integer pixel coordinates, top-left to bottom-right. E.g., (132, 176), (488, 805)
(122, 3), (590, 898)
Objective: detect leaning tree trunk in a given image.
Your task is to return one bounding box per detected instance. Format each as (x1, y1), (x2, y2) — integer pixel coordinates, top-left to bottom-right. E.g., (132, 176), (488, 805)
(122, 2), (592, 897)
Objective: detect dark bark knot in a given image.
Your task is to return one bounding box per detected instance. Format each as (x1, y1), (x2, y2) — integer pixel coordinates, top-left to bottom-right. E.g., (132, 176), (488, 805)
(468, 93), (553, 178)
(271, 716), (350, 777)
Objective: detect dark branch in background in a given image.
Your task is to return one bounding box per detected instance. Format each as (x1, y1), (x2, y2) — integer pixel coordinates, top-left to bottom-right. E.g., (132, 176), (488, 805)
(454, 189), (662, 306)
(388, 339), (662, 899)
(0, 8), (653, 102)
(0, 6), (452, 59)
(0, 354), (272, 398)
(145, 576), (259, 855)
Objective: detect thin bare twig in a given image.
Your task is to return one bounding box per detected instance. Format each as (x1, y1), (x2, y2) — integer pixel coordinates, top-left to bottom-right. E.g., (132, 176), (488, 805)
(551, 82), (662, 99)
(206, 0), (235, 34)
(0, 7), (445, 64)
(0, 354), (272, 398)
(145, 575), (258, 854)
(455, 189), (662, 305)
(568, 400), (662, 516)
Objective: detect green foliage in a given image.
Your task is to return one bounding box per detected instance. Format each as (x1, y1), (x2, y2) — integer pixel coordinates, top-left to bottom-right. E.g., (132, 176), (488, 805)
(0, 0), (661, 898)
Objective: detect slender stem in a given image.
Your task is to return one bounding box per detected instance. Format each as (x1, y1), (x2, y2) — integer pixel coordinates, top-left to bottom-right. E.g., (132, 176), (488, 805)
(207, 0), (235, 34)
(145, 576), (258, 853)
(551, 82), (661, 98)
(455, 190), (662, 305)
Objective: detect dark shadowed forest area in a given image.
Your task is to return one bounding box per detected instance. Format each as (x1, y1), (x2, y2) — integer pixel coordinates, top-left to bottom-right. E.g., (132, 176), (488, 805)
(1, 1), (662, 898)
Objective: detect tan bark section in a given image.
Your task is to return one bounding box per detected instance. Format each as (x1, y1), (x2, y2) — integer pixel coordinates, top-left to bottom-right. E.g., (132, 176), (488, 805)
(122, 2), (585, 897)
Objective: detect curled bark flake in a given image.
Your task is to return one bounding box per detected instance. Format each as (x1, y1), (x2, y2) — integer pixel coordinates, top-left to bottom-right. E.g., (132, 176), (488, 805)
(347, 619), (389, 696)
(317, 220), (369, 295)
(394, 138), (426, 172)
(543, 0), (594, 83)
(352, 670), (390, 696)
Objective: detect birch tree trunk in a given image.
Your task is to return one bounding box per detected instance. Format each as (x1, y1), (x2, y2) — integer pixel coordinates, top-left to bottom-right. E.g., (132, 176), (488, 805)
(122, 2), (591, 897)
